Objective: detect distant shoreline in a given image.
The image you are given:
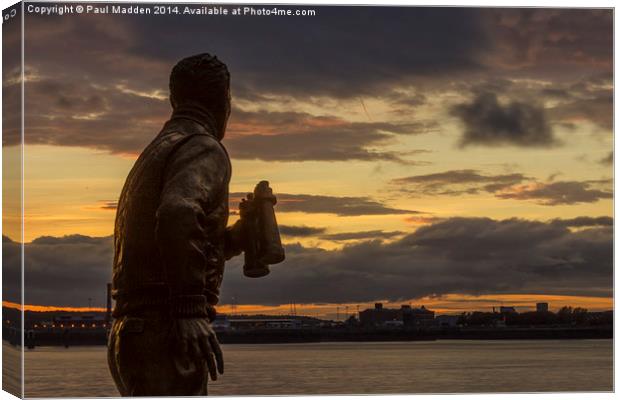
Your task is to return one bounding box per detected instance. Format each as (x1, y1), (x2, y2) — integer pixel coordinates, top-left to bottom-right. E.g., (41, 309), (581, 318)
(8, 325), (613, 348)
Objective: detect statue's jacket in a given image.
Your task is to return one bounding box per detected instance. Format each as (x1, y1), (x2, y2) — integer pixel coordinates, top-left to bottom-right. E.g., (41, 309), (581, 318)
(112, 108), (233, 321)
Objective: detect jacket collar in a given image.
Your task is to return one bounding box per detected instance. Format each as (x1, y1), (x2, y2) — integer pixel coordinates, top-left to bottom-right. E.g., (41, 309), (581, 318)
(169, 103), (221, 140)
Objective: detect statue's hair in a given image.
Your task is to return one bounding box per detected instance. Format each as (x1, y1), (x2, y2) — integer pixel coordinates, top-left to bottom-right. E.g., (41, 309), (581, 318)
(169, 53), (230, 107)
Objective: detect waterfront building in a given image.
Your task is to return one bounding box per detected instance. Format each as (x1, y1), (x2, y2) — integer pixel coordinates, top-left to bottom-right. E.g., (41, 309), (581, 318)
(499, 306), (517, 314)
(359, 303), (435, 327)
(227, 318), (302, 330)
(536, 302), (549, 313)
(434, 315), (460, 328)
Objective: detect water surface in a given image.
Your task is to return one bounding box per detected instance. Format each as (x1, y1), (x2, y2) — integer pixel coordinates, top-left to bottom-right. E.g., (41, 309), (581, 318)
(21, 340), (613, 397)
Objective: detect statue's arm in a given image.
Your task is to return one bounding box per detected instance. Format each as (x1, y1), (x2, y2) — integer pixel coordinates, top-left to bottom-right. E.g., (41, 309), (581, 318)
(155, 134), (229, 318)
(224, 220), (244, 260)
(154, 135), (226, 380)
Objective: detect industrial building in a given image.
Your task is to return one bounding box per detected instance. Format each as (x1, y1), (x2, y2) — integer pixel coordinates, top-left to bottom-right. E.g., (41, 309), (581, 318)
(434, 315), (460, 328)
(212, 316), (303, 331)
(359, 303), (434, 328)
(499, 306), (517, 314)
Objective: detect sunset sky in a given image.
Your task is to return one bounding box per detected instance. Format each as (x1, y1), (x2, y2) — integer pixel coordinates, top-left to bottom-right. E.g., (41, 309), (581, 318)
(2, 6), (613, 318)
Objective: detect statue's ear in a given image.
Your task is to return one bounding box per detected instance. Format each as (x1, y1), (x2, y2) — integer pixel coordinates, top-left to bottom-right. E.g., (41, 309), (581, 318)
(169, 95), (176, 109)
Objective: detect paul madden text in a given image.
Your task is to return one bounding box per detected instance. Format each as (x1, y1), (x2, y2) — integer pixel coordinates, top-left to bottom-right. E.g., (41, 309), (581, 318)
(26, 4), (317, 17)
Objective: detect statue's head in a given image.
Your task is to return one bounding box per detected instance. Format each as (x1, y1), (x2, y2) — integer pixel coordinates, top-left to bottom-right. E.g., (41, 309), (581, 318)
(169, 53), (231, 140)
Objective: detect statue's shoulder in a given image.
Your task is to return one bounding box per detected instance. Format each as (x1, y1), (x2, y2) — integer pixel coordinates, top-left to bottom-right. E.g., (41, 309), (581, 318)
(157, 128), (219, 152)
(182, 132), (228, 159)
(158, 118), (227, 158)
(162, 131), (231, 173)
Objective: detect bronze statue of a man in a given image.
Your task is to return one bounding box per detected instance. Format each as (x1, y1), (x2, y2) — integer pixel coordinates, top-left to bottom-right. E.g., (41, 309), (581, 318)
(108, 54), (247, 396)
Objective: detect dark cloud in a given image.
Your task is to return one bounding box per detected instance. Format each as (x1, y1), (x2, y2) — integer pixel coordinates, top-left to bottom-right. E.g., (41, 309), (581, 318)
(125, 7), (490, 98)
(3, 235), (113, 307)
(95, 201), (118, 211)
(99, 201), (118, 210)
(93, 193), (419, 217)
(385, 91), (428, 108)
(497, 180), (612, 205)
(21, 9), (470, 153)
(230, 193), (421, 216)
(404, 216), (444, 225)
(14, 14), (172, 153)
(279, 225), (327, 237)
(20, 76), (168, 154)
(243, 216), (609, 304)
(30, 234), (107, 245)
(453, 73), (612, 141)
(452, 92), (556, 148)
(17, 76), (435, 161)
(19, 8), (490, 117)
(320, 230), (404, 241)
(8, 216), (610, 306)
(23, 8), (611, 103)
(224, 109), (436, 163)
(226, 120), (432, 163)
(391, 169), (528, 196)
(551, 216), (613, 228)
(483, 9), (612, 76)
(2, 15), (21, 147)
(552, 92), (612, 132)
(391, 169), (612, 206)
(13, 8), (610, 157)
(546, 75), (613, 131)
(228, 109), (436, 139)
(2, 236), (21, 304)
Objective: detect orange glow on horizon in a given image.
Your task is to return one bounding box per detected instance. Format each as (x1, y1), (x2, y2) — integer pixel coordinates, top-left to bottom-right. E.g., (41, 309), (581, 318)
(5, 293), (611, 318)
(2, 301), (106, 313)
(216, 294), (613, 318)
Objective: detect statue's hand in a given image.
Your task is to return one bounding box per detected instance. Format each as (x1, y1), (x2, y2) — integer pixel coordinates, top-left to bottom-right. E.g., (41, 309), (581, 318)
(175, 318), (224, 380)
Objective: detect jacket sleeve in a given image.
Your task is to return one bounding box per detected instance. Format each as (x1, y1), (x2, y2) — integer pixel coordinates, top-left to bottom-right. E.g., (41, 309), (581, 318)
(224, 219), (244, 260)
(155, 134), (229, 318)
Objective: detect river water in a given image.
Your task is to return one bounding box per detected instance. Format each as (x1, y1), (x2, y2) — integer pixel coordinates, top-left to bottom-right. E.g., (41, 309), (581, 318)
(12, 339), (613, 397)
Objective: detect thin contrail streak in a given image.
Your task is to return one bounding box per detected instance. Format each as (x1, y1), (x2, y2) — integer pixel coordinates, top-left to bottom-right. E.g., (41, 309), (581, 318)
(359, 97), (371, 120)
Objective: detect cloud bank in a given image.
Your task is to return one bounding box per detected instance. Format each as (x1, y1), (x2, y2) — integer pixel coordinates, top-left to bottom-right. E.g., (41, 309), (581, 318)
(4, 216), (611, 307)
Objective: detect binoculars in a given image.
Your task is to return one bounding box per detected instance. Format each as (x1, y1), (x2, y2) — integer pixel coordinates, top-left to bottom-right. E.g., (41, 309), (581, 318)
(239, 181), (285, 278)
